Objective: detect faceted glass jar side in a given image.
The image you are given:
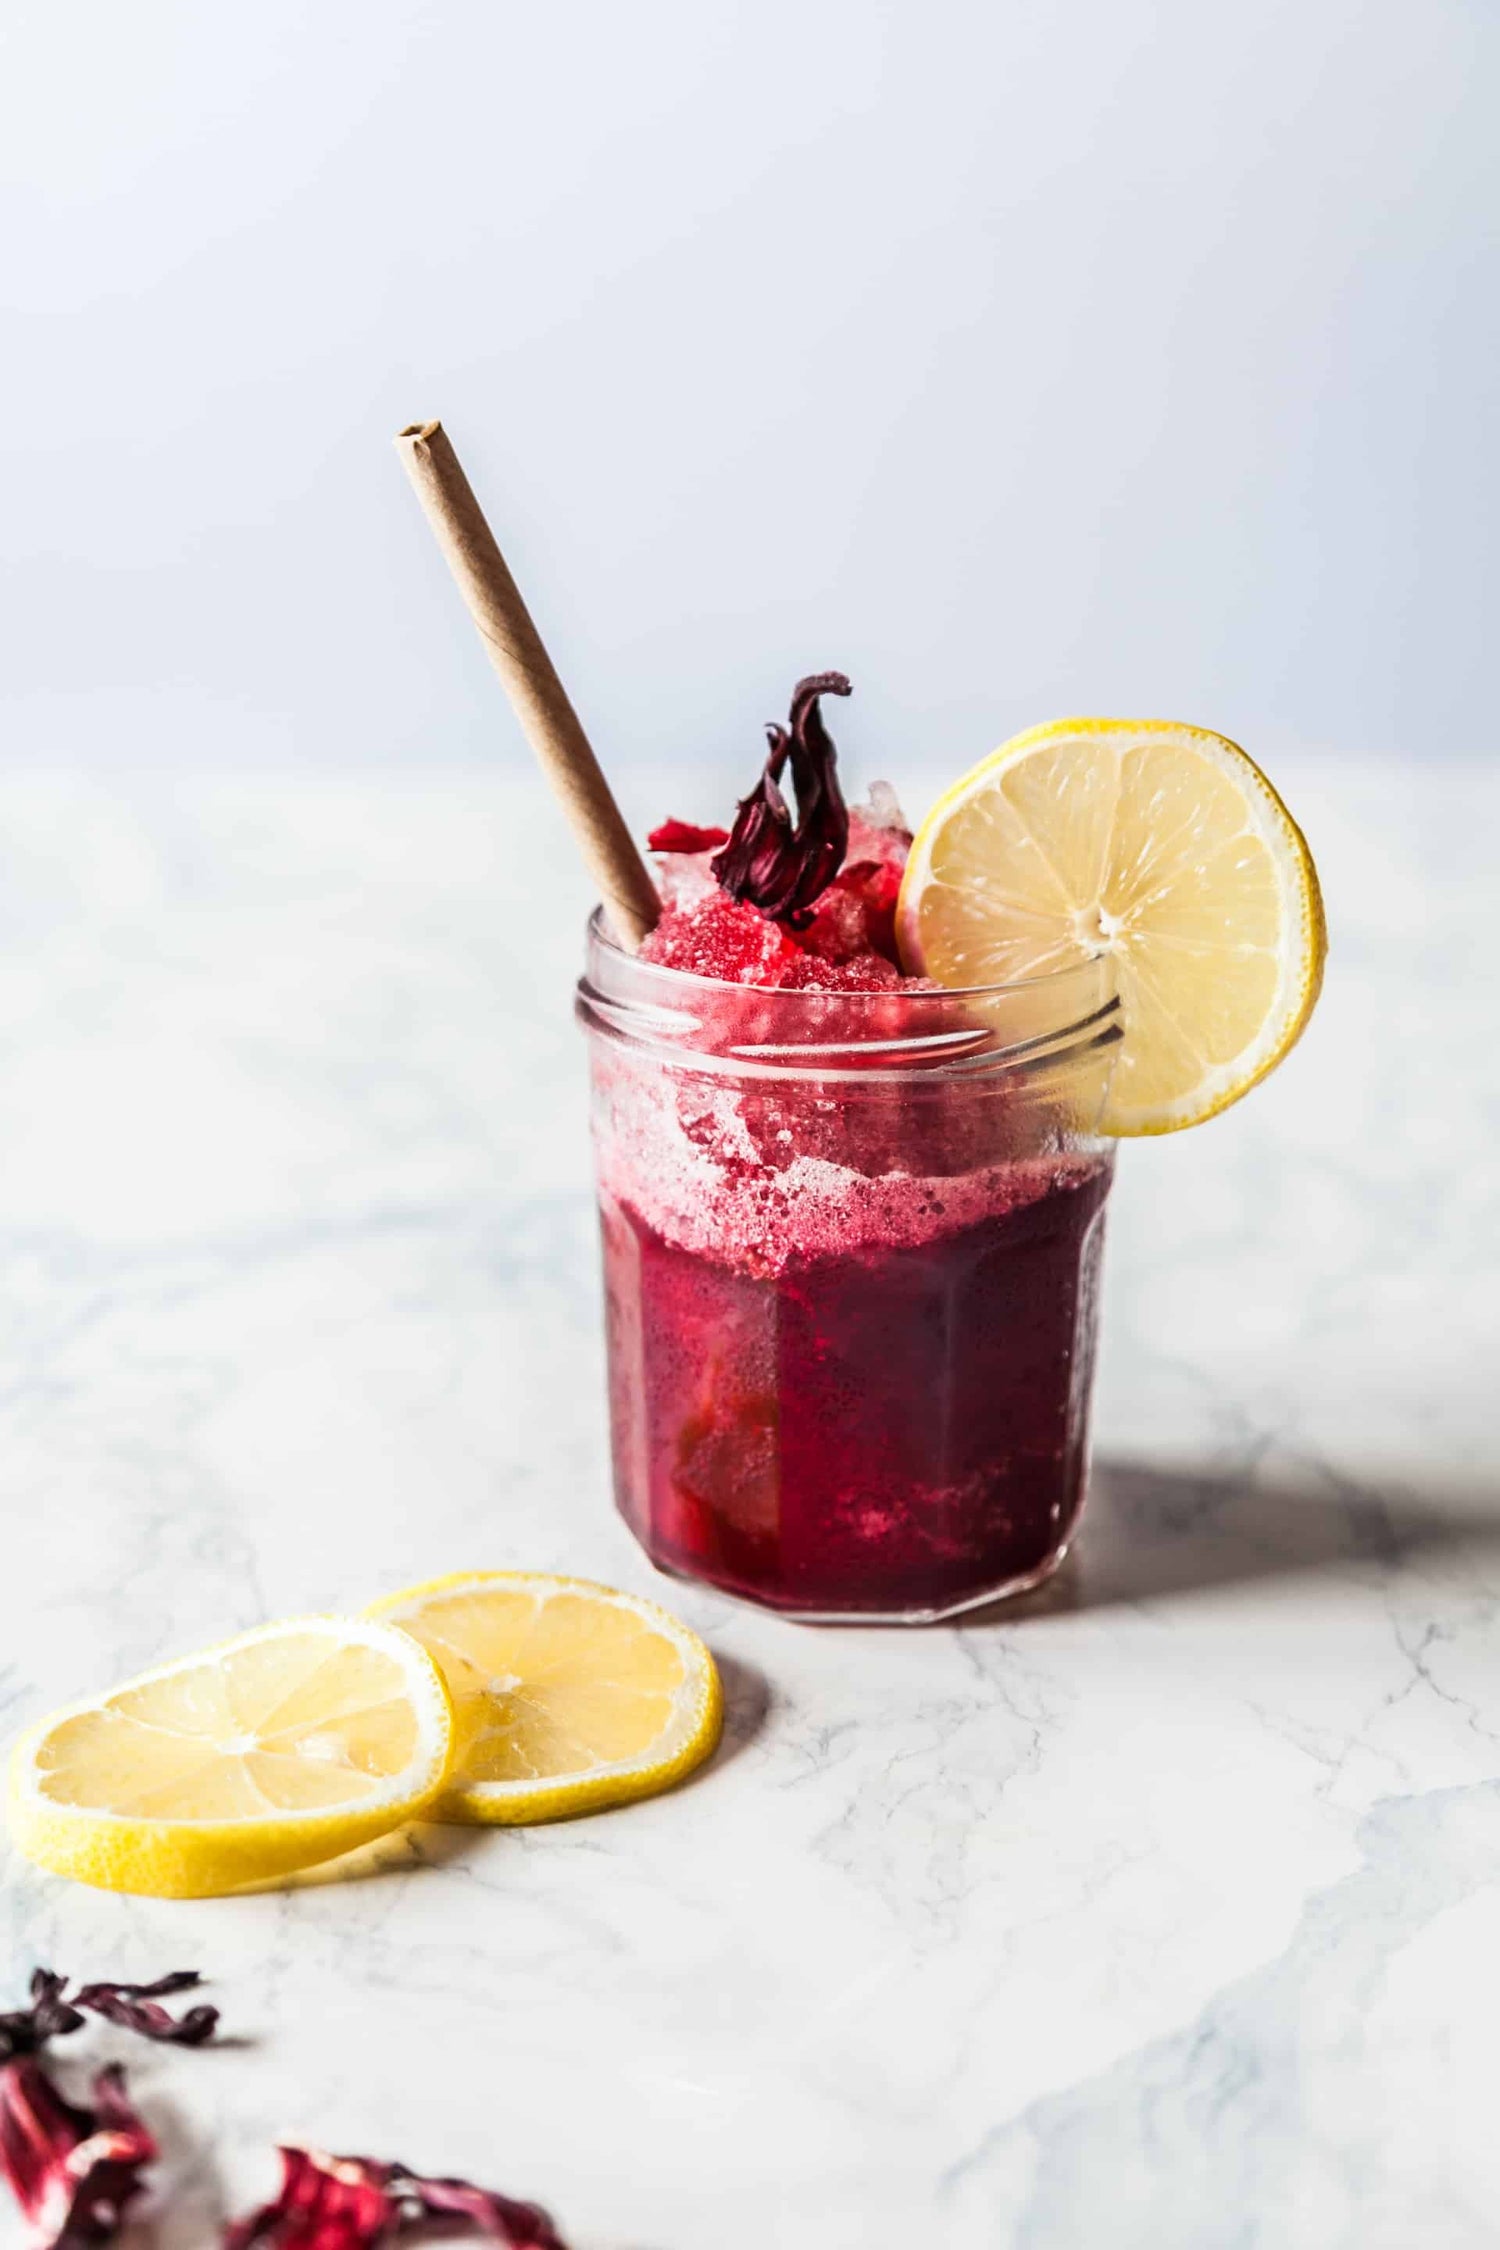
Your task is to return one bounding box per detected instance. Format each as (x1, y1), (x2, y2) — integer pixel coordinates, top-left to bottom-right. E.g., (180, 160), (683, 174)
(576, 916), (1121, 1623)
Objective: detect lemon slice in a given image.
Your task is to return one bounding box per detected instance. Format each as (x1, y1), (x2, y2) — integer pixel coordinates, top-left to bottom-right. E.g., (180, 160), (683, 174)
(7, 1618), (454, 1898)
(896, 717), (1326, 1134)
(367, 1572), (723, 1824)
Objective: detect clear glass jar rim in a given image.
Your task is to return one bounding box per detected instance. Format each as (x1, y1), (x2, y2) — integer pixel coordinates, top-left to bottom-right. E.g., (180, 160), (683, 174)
(577, 910), (1123, 1086)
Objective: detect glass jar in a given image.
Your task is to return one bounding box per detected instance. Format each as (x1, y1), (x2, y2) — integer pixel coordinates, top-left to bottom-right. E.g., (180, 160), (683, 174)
(576, 915), (1121, 1622)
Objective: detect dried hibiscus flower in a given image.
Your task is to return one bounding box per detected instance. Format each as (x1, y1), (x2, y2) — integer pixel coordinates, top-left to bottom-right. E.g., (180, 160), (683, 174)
(712, 671), (852, 922)
(0, 2055), (157, 2247)
(1, 1967), (217, 2248)
(225, 2145), (569, 2249)
(0, 1974), (86, 2059)
(0, 1969), (218, 2060)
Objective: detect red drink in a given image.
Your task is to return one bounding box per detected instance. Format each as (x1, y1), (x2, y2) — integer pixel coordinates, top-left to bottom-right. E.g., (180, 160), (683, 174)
(576, 674), (1120, 1618)
(600, 1162), (1110, 1618)
(579, 923), (1120, 1621)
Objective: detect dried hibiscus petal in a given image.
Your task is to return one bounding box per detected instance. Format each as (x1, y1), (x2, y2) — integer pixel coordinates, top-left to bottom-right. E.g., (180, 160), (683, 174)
(224, 2146), (391, 2249)
(73, 1974), (219, 2047)
(393, 2165), (566, 2246)
(647, 819), (730, 854)
(1, 1967), (215, 2246)
(0, 1976), (85, 2061)
(712, 671), (852, 922)
(225, 2145), (569, 2249)
(0, 2056), (156, 2247)
(1, 1970), (217, 2063)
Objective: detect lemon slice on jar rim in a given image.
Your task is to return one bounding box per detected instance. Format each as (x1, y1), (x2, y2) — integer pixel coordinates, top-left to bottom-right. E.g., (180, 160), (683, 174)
(895, 717), (1326, 1134)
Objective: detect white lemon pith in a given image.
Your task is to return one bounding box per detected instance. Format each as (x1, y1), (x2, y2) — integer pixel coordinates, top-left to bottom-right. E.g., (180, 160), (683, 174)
(367, 1572), (724, 1825)
(7, 1617), (454, 1898)
(896, 718), (1326, 1134)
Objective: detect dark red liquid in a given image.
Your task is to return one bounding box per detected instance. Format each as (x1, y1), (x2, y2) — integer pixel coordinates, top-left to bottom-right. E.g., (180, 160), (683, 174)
(601, 1163), (1110, 1618)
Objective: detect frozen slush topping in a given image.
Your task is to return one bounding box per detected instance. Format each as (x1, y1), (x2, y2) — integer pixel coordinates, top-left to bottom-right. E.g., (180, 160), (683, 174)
(640, 881), (908, 990)
(798, 790), (910, 968)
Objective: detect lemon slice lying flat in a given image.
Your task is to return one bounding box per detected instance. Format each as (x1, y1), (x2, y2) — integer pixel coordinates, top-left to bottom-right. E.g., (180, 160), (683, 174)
(8, 1618), (454, 1898)
(896, 717), (1326, 1134)
(367, 1572), (723, 1824)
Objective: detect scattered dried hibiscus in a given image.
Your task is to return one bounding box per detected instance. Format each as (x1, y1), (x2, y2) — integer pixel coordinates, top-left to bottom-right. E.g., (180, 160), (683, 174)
(0, 1973), (86, 2059)
(712, 671), (852, 923)
(225, 2144), (569, 2249)
(0, 2056), (157, 2248)
(0, 1968), (217, 2249)
(1, 1970), (570, 2249)
(70, 1973), (219, 2048)
(0, 1970), (219, 2063)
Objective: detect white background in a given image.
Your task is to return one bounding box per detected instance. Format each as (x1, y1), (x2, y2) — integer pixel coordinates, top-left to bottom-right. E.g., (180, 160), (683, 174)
(3, 0), (1495, 814)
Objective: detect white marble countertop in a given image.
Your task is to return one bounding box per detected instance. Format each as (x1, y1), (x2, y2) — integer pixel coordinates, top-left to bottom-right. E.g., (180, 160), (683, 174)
(1, 759), (1496, 2249)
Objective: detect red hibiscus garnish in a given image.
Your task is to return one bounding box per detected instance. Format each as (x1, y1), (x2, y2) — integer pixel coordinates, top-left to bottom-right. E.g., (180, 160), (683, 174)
(224, 2145), (569, 2249)
(712, 672), (852, 923)
(647, 819), (731, 854)
(0, 2055), (157, 2248)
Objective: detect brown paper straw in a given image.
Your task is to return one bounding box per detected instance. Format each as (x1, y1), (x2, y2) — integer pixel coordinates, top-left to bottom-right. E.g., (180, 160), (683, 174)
(394, 420), (660, 950)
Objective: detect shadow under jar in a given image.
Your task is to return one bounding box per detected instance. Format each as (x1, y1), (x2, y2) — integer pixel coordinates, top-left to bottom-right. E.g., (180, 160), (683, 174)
(577, 915), (1122, 1623)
